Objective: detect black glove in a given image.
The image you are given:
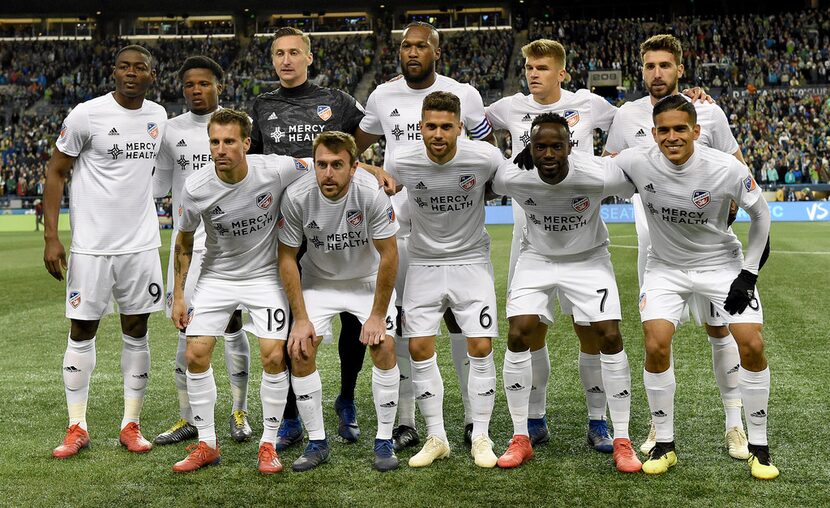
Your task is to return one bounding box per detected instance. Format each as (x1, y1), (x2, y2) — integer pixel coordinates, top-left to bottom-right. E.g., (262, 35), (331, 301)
(759, 235), (771, 270)
(513, 145), (534, 170)
(723, 269), (758, 315)
(727, 200), (738, 226)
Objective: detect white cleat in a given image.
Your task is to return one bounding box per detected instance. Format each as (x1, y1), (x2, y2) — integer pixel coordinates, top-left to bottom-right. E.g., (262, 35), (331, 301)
(408, 434), (450, 468)
(640, 420), (657, 455)
(471, 435), (498, 468)
(725, 426), (750, 460)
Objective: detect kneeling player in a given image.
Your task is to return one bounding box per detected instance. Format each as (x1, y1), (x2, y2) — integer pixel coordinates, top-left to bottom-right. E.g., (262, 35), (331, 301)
(171, 109), (308, 473)
(278, 132), (401, 472)
(614, 95), (778, 480)
(493, 113), (641, 473)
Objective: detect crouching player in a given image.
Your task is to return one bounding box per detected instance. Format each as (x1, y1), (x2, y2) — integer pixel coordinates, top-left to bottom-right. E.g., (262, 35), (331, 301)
(170, 109), (309, 473)
(277, 131), (401, 472)
(492, 113), (641, 473)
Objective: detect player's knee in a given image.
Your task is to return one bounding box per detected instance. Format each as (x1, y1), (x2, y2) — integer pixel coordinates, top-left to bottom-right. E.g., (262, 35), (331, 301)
(70, 319), (99, 341)
(644, 336), (671, 363)
(467, 338), (492, 358)
(734, 327), (766, 367)
(261, 345), (286, 373)
(705, 324), (730, 339)
(408, 340), (433, 362)
(225, 310), (243, 333)
(507, 326), (531, 351)
(370, 340), (396, 369)
(185, 348), (212, 372)
(120, 313), (149, 337)
(593, 322), (623, 354)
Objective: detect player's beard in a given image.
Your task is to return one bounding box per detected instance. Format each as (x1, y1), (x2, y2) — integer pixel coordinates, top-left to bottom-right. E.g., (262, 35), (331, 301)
(402, 62), (435, 86)
(647, 76), (679, 100)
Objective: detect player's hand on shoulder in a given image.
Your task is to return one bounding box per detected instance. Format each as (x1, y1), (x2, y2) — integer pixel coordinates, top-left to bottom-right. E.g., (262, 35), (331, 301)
(682, 86), (713, 104)
(360, 314), (387, 346)
(43, 237), (67, 281)
(376, 168), (398, 195)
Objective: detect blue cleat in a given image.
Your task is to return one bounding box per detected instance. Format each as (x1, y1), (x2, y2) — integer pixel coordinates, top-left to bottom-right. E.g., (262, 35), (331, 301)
(528, 417), (550, 447)
(275, 417), (303, 452)
(373, 438), (400, 472)
(587, 419), (614, 453)
(335, 395), (360, 443)
(292, 439), (330, 472)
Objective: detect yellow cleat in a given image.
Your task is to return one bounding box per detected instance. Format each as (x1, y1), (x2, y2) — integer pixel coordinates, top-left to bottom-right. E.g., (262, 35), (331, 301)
(470, 435), (498, 468)
(408, 434), (450, 468)
(748, 446), (780, 480)
(642, 442), (677, 475)
(725, 426), (750, 460)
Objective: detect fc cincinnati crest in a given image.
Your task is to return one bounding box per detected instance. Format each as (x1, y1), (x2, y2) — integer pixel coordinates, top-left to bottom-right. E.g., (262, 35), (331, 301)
(347, 209), (364, 227)
(68, 291), (81, 309)
(459, 175), (476, 191)
(147, 122), (159, 139)
(386, 205), (395, 223)
(562, 110), (580, 127)
(692, 190), (711, 209)
(317, 105), (332, 121)
(256, 192), (273, 209)
(166, 291), (173, 309)
(572, 196), (590, 212)
(639, 292), (647, 311)
(293, 158), (309, 171)
(743, 175), (757, 192)
(277, 213), (285, 228)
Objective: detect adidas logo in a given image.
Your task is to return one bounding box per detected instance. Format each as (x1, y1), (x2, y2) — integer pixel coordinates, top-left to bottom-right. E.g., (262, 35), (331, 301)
(108, 127), (119, 136)
(380, 401), (398, 408)
(651, 410), (668, 417)
(751, 409), (767, 418)
(390, 108), (400, 117)
(265, 416), (279, 423)
(505, 383), (525, 392)
(175, 368), (185, 375)
(415, 181), (428, 190)
(530, 385), (537, 391)
(523, 197), (536, 206)
(232, 371), (248, 378)
(612, 389), (630, 399)
(63, 366), (80, 373)
(132, 372), (149, 379)
(477, 389), (496, 397)
(268, 112), (278, 120)
(210, 206), (224, 216)
(727, 365), (739, 374)
(194, 415), (203, 422)
(586, 386), (604, 394)
(399, 374), (409, 381)
(415, 391), (435, 400)
(306, 220), (320, 230)
(297, 394), (312, 401)
(644, 183), (655, 193)
(635, 128), (646, 138)
(176, 139), (187, 147)
(521, 113), (532, 122)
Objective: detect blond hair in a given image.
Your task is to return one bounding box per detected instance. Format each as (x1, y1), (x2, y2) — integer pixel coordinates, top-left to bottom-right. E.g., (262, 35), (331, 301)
(271, 27), (311, 55)
(521, 39), (566, 67)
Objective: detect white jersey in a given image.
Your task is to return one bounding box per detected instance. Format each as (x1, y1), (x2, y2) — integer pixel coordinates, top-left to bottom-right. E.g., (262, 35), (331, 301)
(155, 110), (216, 251)
(278, 169), (399, 282)
(486, 89), (616, 155)
(604, 95), (739, 154)
(178, 155), (310, 280)
(56, 93), (166, 254)
(614, 145), (762, 269)
(390, 138), (501, 265)
(493, 151), (635, 259)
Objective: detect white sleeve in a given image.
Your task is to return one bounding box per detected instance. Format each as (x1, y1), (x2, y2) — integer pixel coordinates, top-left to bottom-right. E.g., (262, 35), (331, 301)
(487, 144), (504, 180)
(708, 106), (740, 155)
(153, 138), (173, 198)
(742, 195), (770, 274)
(358, 91), (384, 136)
(463, 87), (493, 140)
(178, 187), (201, 233)
(601, 157), (636, 199)
(369, 189), (399, 240)
(603, 110), (627, 154)
(55, 106), (89, 157)
(590, 92), (618, 132)
(277, 193), (304, 248)
(484, 98), (509, 131)
(491, 160), (511, 196)
(275, 156), (313, 187)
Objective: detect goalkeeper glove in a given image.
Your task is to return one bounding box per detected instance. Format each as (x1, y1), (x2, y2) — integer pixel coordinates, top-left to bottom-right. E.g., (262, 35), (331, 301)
(723, 269), (758, 315)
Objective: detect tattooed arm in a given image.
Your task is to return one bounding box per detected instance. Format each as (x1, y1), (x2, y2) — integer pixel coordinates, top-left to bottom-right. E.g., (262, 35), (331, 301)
(172, 230), (194, 330)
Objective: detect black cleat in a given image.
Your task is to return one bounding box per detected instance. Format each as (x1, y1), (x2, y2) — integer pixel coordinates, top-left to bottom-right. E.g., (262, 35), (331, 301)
(464, 423), (473, 446)
(275, 417), (303, 451)
(154, 418), (198, 445)
(392, 425), (420, 452)
(292, 439), (330, 472)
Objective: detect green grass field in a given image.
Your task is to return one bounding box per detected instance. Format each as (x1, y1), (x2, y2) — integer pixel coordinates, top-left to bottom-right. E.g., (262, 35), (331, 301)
(1, 221), (828, 507)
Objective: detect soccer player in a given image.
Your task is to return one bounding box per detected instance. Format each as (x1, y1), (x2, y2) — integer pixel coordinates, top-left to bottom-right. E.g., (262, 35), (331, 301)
(277, 131), (400, 472)
(170, 109), (307, 473)
(491, 113), (641, 473)
(387, 91), (500, 468)
(152, 56), (252, 446)
(604, 34), (751, 458)
(354, 22), (495, 450)
(250, 27), (370, 448)
(44, 45), (166, 459)
(613, 95), (778, 480)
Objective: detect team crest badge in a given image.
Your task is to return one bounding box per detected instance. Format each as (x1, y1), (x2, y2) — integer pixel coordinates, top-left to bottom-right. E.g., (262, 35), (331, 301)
(743, 175), (757, 192)
(317, 105), (332, 121)
(60, 123), (67, 138)
(692, 190), (711, 209)
(277, 213), (285, 229)
(293, 158), (309, 171)
(177, 205), (183, 217)
(69, 291), (81, 309)
(347, 209), (364, 227)
(166, 291), (173, 309)
(459, 175), (476, 191)
(563, 110), (580, 127)
(572, 196), (590, 212)
(386, 205), (395, 223)
(256, 192), (273, 209)
(638, 292), (647, 311)
(147, 122), (159, 139)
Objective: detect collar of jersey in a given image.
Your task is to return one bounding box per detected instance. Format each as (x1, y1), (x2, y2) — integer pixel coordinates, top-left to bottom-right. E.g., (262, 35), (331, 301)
(277, 80), (313, 97)
(659, 146), (699, 173)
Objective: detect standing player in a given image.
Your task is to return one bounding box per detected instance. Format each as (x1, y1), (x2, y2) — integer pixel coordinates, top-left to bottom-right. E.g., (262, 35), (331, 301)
(492, 113), (641, 473)
(152, 56), (252, 446)
(44, 45), (166, 459)
(354, 22), (495, 450)
(249, 27), (369, 448)
(170, 109), (307, 473)
(604, 34), (750, 458)
(389, 92), (500, 468)
(614, 95), (777, 480)
(278, 132), (400, 472)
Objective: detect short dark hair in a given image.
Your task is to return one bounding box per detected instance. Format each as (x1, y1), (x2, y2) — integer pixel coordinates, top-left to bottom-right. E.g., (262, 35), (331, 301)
(652, 94), (697, 124)
(403, 21), (440, 46)
(272, 26), (311, 55)
(313, 131), (358, 166)
(208, 109), (251, 139)
(531, 112), (570, 135)
(422, 91), (460, 117)
(177, 55), (224, 82)
(115, 45), (154, 67)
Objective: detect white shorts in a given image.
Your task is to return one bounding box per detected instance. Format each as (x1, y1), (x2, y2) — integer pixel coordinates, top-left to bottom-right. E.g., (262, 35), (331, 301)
(402, 263), (498, 338)
(507, 249), (622, 326)
(66, 249), (164, 320)
(394, 235), (409, 307)
(165, 246), (205, 319)
(689, 293), (727, 327)
(303, 277), (397, 340)
(639, 261), (764, 327)
(188, 276), (289, 339)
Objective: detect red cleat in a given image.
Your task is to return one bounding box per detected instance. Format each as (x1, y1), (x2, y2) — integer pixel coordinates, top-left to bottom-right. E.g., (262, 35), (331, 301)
(497, 435), (534, 469)
(52, 424), (90, 459)
(613, 438), (643, 473)
(257, 442), (284, 474)
(173, 441), (221, 473)
(119, 422), (153, 453)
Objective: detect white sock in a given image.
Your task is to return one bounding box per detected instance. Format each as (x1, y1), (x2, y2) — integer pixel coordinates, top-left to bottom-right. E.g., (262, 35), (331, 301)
(223, 328), (250, 413)
(709, 334), (743, 429)
(395, 335), (417, 428)
(528, 346), (550, 420)
(739, 367), (770, 446)
(601, 350), (632, 440)
(293, 370), (325, 441)
(260, 370), (289, 446)
(503, 349), (532, 436)
(174, 332), (192, 423)
(187, 367), (217, 448)
(121, 333), (150, 430)
(468, 351), (496, 438)
(372, 365), (400, 440)
(579, 352), (606, 420)
(449, 332), (471, 424)
(411, 354), (446, 442)
(643, 367), (676, 443)
(63, 335), (96, 430)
